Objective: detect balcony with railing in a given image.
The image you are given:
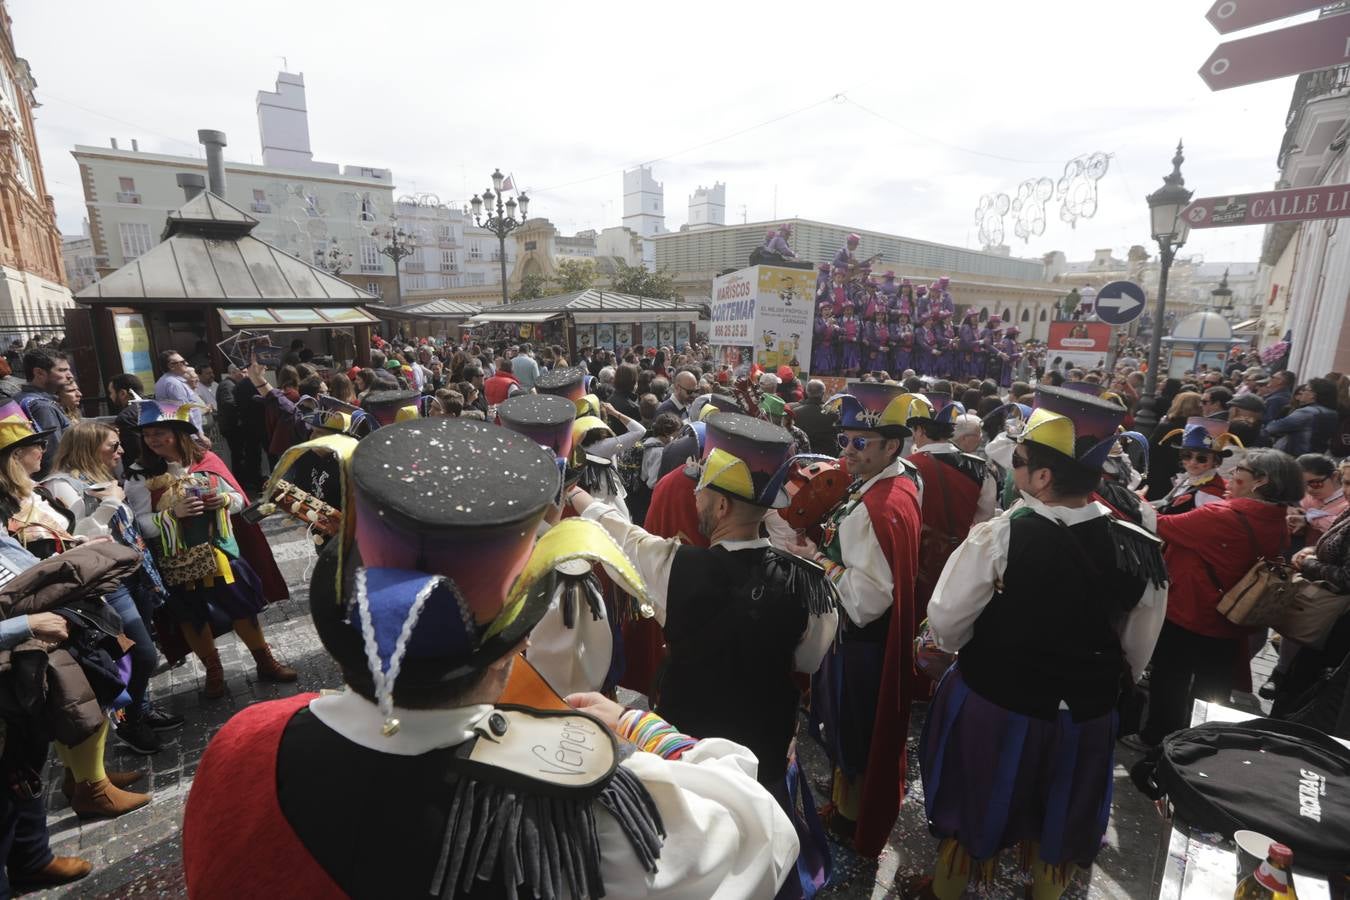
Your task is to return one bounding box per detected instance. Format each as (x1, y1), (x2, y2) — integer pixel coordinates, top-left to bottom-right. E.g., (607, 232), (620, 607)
(440, 263), (458, 273)
(404, 261), (426, 274)
(251, 202), (272, 213)
(437, 237), (458, 249)
(360, 262), (383, 274)
(1279, 64), (1350, 170)
(116, 191), (141, 204)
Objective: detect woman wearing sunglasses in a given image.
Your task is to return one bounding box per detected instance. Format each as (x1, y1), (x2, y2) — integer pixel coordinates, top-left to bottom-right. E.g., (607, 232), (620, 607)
(1155, 417), (1242, 516)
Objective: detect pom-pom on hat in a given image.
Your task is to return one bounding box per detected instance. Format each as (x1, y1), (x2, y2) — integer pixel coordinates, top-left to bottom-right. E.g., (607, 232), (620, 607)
(692, 412), (799, 509)
(130, 399), (200, 433)
(1020, 384), (1126, 471)
(827, 381), (911, 437)
(1162, 416), (1244, 456)
(0, 401), (54, 454)
(311, 418), (647, 735)
(535, 367), (587, 404)
(362, 390), (420, 428)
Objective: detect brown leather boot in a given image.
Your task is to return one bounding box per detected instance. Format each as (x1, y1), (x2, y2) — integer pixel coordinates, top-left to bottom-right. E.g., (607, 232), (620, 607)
(9, 855), (93, 888)
(251, 645), (298, 683)
(70, 777), (151, 819)
(61, 767), (146, 800)
(199, 647), (226, 698)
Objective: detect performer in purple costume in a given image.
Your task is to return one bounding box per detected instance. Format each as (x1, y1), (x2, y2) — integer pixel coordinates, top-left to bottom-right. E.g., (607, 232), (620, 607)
(869, 310), (891, 373)
(914, 285), (931, 323)
(815, 263), (832, 307)
(839, 303), (862, 374)
(957, 312), (980, 381)
(981, 316), (1003, 381)
(913, 316), (937, 377)
(977, 317), (998, 381)
(998, 326), (1022, 387)
(892, 313), (914, 375)
(932, 282), (956, 321)
(831, 268), (849, 318)
(832, 233), (860, 272)
(897, 279), (914, 318)
(935, 314), (958, 379)
(878, 270), (898, 304)
(813, 307), (838, 375)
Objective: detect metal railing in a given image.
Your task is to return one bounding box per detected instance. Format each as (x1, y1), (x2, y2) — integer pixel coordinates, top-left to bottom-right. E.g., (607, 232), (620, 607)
(1279, 64), (1350, 169)
(250, 202), (272, 213)
(116, 191), (141, 204)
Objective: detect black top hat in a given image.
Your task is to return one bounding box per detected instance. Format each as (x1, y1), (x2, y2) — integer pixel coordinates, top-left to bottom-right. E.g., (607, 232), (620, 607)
(361, 390), (420, 427)
(534, 367), (587, 403)
(496, 394), (577, 460)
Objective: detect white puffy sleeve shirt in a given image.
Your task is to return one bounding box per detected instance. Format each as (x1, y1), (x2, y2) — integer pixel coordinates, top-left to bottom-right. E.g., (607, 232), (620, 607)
(926, 495), (1167, 680)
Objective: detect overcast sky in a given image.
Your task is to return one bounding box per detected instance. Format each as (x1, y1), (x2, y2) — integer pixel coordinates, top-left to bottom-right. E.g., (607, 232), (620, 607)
(17, 0), (1310, 271)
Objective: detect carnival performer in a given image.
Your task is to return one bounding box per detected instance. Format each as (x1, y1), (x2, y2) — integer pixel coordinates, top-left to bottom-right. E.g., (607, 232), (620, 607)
(892, 312), (915, 376)
(957, 312), (980, 382)
(897, 279), (914, 318)
(913, 385), (1169, 900)
(801, 382), (923, 856)
(830, 265), (849, 317)
(997, 326), (1022, 387)
(812, 306), (838, 376)
(914, 284), (931, 323)
(903, 390), (997, 625)
(932, 281), (956, 321)
(935, 313), (958, 380)
(124, 400), (293, 701)
(1156, 417), (1240, 516)
(913, 316), (937, 378)
(878, 270), (899, 304)
(568, 413), (838, 809)
(815, 262), (832, 307)
(839, 301), (862, 375)
(182, 418), (801, 899)
(832, 233), (861, 274)
(976, 316), (999, 381)
(868, 309), (890, 374)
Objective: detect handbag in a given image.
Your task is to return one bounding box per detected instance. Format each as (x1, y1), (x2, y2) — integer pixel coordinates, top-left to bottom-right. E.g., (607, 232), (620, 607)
(158, 541), (218, 587)
(1273, 577), (1350, 649)
(1212, 510), (1297, 627)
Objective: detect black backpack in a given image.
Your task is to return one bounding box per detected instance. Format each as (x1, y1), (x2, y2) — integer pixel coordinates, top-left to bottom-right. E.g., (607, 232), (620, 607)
(1131, 717), (1350, 874)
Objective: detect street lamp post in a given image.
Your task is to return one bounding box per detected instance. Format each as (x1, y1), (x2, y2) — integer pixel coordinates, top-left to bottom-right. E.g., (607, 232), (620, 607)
(1133, 142), (1194, 435)
(373, 221), (417, 306)
(1211, 268), (1233, 318)
(471, 169), (530, 306)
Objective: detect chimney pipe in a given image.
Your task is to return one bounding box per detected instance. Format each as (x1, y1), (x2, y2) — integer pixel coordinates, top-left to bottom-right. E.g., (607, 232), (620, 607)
(110, 138), (118, 150)
(131, 138), (139, 152)
(176, 173), (206, 202)
(197, 129), (227, 196)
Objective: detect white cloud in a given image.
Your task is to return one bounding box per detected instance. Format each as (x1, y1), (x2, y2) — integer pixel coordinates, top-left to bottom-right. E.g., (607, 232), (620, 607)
(19, 0), (1308, 268)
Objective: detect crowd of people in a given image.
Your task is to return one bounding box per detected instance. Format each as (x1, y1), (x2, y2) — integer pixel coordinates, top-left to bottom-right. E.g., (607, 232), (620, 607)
(0, 325), (1343, 897)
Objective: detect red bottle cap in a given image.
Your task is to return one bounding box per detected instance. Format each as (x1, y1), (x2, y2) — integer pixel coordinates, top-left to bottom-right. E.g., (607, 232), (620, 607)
(1267, 842), (1293, 867)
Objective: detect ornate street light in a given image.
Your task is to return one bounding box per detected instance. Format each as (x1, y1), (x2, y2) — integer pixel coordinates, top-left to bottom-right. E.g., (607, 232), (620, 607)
(470, 170), (530, 305)
(1133, 142), (1194, 434)
(373, 220), (418, 305)
(1211, 268), (1233, 317)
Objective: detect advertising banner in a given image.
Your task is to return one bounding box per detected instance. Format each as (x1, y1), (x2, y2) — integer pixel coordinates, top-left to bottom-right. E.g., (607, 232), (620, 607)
(658, 323), (674, 347)
(596, 324), (614, 350)
(641, 323), (658, 347)
(113, 313), (154, 386)
(710, 269), (756, 346)
(615, 324), (632, 351)
(575, 325), (594, 351)
(1046, 321), (1111, 372)
(752, 266), (814, 375)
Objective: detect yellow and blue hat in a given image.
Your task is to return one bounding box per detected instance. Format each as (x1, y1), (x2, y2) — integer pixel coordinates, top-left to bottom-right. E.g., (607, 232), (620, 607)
(130, 399), (200, 433)
(1162, 416), (1244, 457)
(692, 412), (801, 509)
(1019, 384), (1126, 471)
(902, 392), (965, 429)
(361, 390), (420, 428)
(0, 401), (54, 454)
(826, 381), (911, 437)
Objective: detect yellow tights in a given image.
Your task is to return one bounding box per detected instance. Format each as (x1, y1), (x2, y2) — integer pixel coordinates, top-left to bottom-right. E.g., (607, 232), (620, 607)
(54, 719), (109, 785)
(930, 839), (1082, 900)
(177, 617), (268, 660)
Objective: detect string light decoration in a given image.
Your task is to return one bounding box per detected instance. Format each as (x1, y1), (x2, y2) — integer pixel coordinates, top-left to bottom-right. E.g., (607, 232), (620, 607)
(975, 192), (1012, 247)
(973, 151), (1112, 247)
(1056, 152), (1111, 229)
(1012, 177), (1055, 242)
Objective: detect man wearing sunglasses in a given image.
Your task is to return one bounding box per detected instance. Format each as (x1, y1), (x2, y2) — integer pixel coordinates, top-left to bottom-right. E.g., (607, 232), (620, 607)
(803, 381), (923, 858)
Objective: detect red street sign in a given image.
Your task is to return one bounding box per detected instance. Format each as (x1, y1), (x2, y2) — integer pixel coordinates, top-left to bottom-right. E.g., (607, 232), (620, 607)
(1181, 183), (1350, 229)
(1198, 14), (1350, 90)
(1206, 0), (1330, 34)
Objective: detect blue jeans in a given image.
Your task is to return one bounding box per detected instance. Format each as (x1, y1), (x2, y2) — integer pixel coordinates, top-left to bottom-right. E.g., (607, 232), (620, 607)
(105, 583), (158, 719)
(0, 791), (53, 897)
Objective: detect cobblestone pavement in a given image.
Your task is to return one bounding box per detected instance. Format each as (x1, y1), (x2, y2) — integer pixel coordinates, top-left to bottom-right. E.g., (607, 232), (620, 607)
(22, 517), (1280, 898)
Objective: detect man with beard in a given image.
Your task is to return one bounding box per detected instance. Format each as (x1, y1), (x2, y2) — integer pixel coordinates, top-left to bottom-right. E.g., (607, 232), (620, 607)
(798, 381), (924, 857)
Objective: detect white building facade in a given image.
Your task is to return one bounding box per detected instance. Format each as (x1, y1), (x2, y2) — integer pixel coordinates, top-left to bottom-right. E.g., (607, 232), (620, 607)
(392, 195), (518, 297)
(688, 182), (726, 230)
(623, 165), (665, 269)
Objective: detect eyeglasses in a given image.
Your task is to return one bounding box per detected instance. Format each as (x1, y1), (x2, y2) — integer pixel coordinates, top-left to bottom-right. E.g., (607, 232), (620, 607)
(1179, 451), (1214, 463)
(1010, 452), (1028, 469)
(837, 434), (885, 452)
(1305, 476), (1329, 489)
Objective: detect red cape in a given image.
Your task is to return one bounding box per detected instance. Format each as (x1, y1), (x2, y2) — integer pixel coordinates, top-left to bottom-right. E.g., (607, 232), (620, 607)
(905, 452), (980, 624)
(853, 473), (923, 858)
(183, 693), (343, 899)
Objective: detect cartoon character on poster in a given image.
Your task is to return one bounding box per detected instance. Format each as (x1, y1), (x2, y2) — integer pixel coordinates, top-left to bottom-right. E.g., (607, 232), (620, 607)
(658, 323), (674, 347)
(615, 324), (632, 351)
(518, 323), (533, 340)
(597, 324), (614, 350)
(759, 329), (779, 370)
(780, 333), (801, 371)
(576, 325), (594, 350)
(641, 323), (657, 347)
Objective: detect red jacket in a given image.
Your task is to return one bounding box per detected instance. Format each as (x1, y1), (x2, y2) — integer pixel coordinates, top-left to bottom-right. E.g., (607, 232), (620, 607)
(1156, 496), (1288, 639)
(483, 371), (520, 407)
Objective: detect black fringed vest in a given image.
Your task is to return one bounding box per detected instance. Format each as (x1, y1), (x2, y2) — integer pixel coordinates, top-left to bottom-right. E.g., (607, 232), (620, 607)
(957, 510), (1150, 721)
(657, 545), (821, 785)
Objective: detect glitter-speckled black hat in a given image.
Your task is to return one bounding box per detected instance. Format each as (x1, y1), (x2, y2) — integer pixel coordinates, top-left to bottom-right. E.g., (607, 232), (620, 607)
(495, 394), (577, 460)
(534, 367), (587, 403)
(361, 389), (420, 427)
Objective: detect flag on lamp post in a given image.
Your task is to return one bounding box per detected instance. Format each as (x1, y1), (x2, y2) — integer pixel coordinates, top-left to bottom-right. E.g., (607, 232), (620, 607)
(501, 173), (516, 193)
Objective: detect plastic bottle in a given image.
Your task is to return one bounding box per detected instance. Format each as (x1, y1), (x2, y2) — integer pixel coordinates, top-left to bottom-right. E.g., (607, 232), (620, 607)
(1234, 842), (1297, 898)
